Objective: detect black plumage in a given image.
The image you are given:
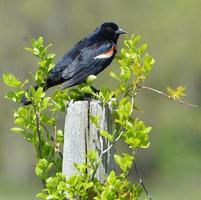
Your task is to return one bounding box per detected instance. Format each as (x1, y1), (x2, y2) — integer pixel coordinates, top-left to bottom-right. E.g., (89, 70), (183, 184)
(21, 22), (127, 105)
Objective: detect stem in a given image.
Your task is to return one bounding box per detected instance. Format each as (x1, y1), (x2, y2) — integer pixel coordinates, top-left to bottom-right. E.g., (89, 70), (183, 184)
(53, 126), (63, 159)
(140, 85), (198, 108)
(41, 123), (63, 159)
(101, 131), (124, 155)
(125, 150), (152, 200)
(41, 123), (51, 142)
(33, 105), (46, 187)
(133, 161), (152, 200)
(33, 106), (42, 158)
(90, 130), (124, 181)
(130, 96), (134, 115)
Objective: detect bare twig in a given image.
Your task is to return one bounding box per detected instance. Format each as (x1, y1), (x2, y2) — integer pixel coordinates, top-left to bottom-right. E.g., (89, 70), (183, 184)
(134, 161), (152, 200)
(122, 150), (152, 200)
(90, 130), (124, 181)
(140, 85), (198, 108)
(130, 96), (134, 115)
(101, 131), (124, 155)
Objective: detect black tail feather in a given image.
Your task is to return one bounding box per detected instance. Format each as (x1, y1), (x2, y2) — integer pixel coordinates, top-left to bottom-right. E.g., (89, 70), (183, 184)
(21, 85), (39, 105)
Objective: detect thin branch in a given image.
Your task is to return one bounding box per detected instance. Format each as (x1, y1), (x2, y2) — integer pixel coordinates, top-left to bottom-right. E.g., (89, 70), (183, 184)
(130, 96), (134, 115)
(53, 126), (63, 159)
(123, 150), (152, 200)
(125, 151), (152, 199)
(33, 105), (46, 187)
(101, 131), (124, 155)
(41, 123), (63, 159)
(140, 85), (198, 108)
(41, 123), (51, 142)
(134, 161), (152, 200)
(100, 106), (105, 154)
(33, 106), (42, 158)
(90, 130), (124, 181)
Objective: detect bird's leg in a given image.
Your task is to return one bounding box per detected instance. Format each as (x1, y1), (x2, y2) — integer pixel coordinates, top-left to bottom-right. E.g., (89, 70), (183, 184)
(91, 86), (99, 94)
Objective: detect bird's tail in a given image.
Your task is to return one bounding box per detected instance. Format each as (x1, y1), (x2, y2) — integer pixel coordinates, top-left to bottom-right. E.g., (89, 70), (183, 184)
(21, 84), (48, 105)
(21, 85), (39, 105)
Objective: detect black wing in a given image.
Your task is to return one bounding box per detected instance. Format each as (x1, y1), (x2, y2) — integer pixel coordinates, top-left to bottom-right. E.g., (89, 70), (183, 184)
(46, 32), (102, 88)
(61, 42), (114, 88)
(46, 39), (87, 88)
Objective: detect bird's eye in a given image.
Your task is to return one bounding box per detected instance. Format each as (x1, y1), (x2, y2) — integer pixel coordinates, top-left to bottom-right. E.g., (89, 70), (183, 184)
(106, 27), (114, 32)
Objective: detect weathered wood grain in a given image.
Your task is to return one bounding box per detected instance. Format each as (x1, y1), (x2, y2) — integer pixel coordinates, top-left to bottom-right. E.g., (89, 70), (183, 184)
(62, 100), (115, 181)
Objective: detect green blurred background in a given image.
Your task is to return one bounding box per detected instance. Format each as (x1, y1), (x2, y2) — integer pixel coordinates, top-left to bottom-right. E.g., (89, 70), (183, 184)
(0, 0), (201, 199)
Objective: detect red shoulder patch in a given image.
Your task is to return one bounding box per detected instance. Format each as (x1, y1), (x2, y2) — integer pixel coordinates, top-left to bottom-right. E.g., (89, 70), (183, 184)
(94, 44), (116, 59)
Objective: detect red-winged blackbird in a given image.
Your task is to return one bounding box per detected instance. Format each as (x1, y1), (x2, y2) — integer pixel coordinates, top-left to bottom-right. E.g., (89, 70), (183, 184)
(21, 22), (127, 105)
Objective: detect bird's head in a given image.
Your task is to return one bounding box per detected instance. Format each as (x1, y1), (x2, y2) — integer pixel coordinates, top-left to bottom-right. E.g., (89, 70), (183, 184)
(98, 22), (127, 42)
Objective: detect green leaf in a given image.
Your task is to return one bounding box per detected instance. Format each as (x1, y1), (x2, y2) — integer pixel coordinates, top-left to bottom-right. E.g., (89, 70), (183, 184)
(3, 73), (21, 87)
(85, 182), (94, 189)
(87, 150), (98, 164)
(35, 87), (45, 98)
(167, 85), (186, 99)
(36, 192), (48, 199)
(124, 119), (152, 149)
(56, 130), (64, 144)
(100, 130), (113, 141)
(90, 115), (100, 128)
(139, 43), (148, 54)
(114, 153), (134, 173)
(11, 127), (26, 134)
(73, 163), (87, 174)
(142, 54), (155, 73)
(99, 87), (114, 104)
(86, 75), (97, 85)
(101, 187), (115, 200)
(35, 159), (53, 179)
(46, 194), (59, 200)
(5, 90), (24, 103)
(80, 85), (94, 94)
(110, 71), (120, 81)
(107, 170), (116, 184)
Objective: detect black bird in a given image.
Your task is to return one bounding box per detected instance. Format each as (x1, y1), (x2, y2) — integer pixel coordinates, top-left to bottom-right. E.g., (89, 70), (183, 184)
(21, 22), (127, 105)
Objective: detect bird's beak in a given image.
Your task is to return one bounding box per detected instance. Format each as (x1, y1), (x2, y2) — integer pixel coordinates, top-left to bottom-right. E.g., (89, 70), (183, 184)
(116, 27), (127, 35)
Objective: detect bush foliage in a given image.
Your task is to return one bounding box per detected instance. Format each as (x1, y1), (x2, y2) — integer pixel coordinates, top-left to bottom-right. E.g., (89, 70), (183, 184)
(3, 35), (189, 199)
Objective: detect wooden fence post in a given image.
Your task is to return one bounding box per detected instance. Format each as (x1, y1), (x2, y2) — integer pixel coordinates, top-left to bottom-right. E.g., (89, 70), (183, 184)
(62, 100), (115, 181)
